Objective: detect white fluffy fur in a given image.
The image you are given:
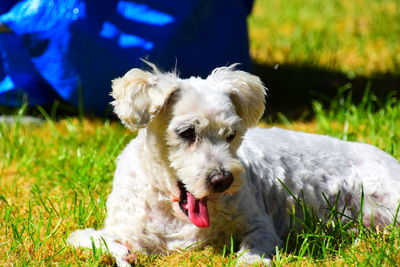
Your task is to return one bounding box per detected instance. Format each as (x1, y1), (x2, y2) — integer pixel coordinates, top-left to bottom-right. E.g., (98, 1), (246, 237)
(68, 65), (400, 266)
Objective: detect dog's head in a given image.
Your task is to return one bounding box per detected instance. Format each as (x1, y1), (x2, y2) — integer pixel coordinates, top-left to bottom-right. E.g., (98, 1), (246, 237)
(111, 63), (266, 227)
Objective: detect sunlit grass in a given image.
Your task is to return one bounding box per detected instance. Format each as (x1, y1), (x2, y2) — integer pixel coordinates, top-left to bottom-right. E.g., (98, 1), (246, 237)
(1, 88), (399, 266)
(0, 117), (130, 266)
(249, 0), (400, 76)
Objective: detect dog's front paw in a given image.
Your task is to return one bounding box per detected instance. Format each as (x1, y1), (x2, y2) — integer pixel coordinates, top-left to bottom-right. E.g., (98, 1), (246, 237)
(236, 252), (272, 266)
(110, 241), (136, 267)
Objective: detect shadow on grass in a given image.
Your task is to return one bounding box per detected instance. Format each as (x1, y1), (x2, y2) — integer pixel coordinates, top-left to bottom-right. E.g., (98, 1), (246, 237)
(1, 61), (399, 121)
(253, 62), (400, 120)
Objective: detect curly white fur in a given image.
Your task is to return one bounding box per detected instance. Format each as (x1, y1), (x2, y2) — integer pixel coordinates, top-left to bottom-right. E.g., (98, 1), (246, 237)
(68, 64), (400, 266)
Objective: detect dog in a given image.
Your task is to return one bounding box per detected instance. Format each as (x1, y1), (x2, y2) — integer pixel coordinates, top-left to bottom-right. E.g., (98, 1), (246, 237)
(68, 63), (400, 266)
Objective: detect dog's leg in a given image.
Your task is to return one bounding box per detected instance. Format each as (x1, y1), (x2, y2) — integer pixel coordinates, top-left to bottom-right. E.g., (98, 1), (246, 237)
(67, 228), (135, 267)
(236, 227), (282, 266)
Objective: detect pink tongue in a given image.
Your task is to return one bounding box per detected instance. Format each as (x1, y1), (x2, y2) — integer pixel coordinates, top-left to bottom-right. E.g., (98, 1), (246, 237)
(186, 192), (210, 227)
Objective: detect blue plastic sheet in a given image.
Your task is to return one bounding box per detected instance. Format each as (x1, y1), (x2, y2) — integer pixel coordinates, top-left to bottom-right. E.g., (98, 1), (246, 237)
(0, 0), (253, 113)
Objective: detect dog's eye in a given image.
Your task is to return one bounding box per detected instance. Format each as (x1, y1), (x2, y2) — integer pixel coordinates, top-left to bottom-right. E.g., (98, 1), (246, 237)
(178, 128), (196, 143)
(227, 131), (236, 142)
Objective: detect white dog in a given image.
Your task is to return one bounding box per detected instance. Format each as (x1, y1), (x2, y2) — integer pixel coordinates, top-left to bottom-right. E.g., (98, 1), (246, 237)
(68, 64), (400, 266)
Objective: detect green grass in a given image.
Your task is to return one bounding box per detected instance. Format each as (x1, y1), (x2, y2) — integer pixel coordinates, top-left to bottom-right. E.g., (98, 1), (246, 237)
(249, 0), (400, 77)
(0, 116), (131, 266)
(1, 89), (399, 266)
(248, 0), (399, 120)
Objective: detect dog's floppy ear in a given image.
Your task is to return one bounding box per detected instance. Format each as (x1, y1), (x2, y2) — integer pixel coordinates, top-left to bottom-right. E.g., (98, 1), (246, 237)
(111, 64), (178, 130)
(208, 66), (266, 128)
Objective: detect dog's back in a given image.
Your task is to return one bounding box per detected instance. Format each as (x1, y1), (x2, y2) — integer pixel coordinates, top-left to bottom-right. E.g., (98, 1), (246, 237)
(237, 127), (400, 234)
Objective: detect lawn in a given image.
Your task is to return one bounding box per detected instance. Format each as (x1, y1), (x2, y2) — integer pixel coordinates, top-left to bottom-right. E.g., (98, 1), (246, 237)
(249, 0), (400, 118)
(1, 0), (400, 266)
(249, 0), (400, 76)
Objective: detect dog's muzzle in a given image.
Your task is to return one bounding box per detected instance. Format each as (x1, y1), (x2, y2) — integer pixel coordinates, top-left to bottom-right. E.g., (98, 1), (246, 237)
(175, 169), (234, 228)
(177, 180), (210, 228)
(208, 169), (234, 193)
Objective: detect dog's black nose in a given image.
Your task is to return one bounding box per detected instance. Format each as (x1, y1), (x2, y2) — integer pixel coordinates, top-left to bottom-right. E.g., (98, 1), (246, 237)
(209, 170), (233, 193)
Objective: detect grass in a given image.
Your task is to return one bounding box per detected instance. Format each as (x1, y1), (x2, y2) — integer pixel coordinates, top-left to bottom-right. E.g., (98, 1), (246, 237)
(1, 0), (400, 266)
(248, 0), (400, 77)
(0, 114), (130, 266)
(247, 0), (400, 119)
(1, 89), (399, 266)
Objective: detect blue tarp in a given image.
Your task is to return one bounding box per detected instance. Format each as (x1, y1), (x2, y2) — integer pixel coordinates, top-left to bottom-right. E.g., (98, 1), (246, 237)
(0, 0), (253, 113)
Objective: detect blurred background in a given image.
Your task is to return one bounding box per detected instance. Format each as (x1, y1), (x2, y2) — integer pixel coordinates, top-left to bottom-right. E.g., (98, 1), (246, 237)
(0, 0), (252, 115)
(249, 0), (399, 119)
(0, 0), (399, 119)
